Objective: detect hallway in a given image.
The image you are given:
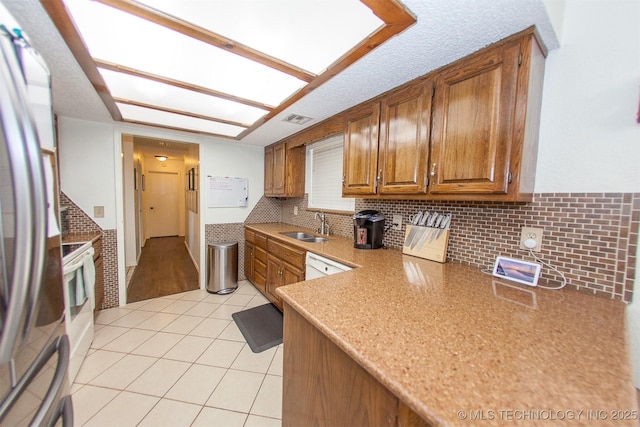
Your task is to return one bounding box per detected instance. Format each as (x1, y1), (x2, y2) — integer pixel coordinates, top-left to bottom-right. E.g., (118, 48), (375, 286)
(127, 237), (199, 303)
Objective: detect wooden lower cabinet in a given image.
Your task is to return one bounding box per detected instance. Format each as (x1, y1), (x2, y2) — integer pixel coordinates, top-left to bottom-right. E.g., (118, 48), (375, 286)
(244, 228), (305, 310)
(244, 241), (255, 282)
(266, 254), (303, 311)
(245, 241), (267, 293)
(253, 246), (267, 293)
(283, 304), (431, 427)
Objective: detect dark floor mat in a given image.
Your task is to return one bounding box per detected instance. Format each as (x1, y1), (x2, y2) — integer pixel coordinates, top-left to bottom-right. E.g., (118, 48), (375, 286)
(232, 304), (283, 353)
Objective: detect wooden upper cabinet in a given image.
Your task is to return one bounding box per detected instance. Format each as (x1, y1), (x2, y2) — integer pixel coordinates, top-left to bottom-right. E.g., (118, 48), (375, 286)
(264, 142), (305, 197)
(429, 39), (526, 196)
(272, 143), (286, 195)
(274, 28), (544, 202)
(343, 103), (381, 196)
(378, 81), (433, 195)
(264, 145), (275, 195)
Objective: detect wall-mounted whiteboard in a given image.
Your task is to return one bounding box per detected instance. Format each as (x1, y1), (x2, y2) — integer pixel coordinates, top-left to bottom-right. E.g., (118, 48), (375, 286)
(207, 176), (248, 208)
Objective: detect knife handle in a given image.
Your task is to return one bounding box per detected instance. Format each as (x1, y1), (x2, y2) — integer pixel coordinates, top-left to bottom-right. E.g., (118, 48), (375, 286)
(419, 212), (430, 226)
(427, 212), (438, 227)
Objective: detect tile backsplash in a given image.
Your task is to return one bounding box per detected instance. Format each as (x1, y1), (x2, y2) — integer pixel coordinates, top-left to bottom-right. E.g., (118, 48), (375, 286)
(59, 186), (640, 306)
(60, 192), (118, 309)
(281, 194), (353, 238)
(269, 192), (638, 303)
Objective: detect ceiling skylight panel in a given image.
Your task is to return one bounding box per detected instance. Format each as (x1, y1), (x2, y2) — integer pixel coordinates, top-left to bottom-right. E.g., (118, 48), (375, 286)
(63, 0), (306, 106)
(99, 69), (268, 125)
(117, 103), (246, 137)
(135, 0), (384, 74)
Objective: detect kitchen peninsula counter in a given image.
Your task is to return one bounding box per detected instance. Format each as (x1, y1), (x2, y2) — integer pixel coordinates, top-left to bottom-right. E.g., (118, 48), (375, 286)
(246, 223), (637, 426)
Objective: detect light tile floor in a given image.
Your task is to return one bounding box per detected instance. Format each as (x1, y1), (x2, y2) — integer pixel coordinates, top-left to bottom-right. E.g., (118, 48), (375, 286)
(72, 281), (283, 427)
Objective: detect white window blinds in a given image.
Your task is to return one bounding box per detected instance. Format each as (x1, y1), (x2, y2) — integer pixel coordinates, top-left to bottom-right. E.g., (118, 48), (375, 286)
(308, 135), (355, 212)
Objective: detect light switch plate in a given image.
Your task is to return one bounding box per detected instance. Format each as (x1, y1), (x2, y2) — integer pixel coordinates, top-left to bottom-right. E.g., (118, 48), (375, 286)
(392, 215), (402, 231)
(94, 206), (104, 218)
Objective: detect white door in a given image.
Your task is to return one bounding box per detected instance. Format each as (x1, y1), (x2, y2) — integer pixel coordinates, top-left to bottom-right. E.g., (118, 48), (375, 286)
(146, 171), (179, 238)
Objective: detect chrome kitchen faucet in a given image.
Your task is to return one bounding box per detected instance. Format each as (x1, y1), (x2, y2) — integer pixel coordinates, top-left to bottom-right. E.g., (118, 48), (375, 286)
(314, 212), (329, 236)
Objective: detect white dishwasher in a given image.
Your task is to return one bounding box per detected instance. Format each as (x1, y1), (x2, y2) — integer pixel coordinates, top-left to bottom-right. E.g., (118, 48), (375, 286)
(306, 252), (352, 279)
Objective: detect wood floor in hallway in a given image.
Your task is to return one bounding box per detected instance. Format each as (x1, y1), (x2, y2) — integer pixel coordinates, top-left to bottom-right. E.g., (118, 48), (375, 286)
(127, 236), (199, 303)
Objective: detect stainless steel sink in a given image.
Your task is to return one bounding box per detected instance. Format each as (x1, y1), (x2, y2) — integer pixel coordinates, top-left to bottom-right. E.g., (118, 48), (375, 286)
(306, 237), (328, 243)
(280, 231), (328, 243)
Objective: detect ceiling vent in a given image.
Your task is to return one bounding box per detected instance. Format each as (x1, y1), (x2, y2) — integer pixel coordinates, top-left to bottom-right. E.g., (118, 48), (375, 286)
(283, 113), (313, 125)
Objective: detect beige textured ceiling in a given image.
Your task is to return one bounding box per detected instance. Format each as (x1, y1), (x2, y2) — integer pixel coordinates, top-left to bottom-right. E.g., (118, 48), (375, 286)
(3, 0), (559, 147)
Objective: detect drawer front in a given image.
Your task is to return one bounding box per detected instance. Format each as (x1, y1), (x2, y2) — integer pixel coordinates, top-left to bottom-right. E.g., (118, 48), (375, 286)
(253, 271), (266, 294)
(245, 229), (255, 244)
(267, 239), (305, 269)
(255, 233), (268, 250)
(254, 271), (266, 287)
(255, 259), (266, 277)
(255, 246), (267, 264)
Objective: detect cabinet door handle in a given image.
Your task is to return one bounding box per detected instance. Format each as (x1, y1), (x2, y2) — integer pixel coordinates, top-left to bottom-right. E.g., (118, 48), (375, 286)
(430, 163), (436, 177)
(342, 175), (346, 186)
(376, 169), (382, 182)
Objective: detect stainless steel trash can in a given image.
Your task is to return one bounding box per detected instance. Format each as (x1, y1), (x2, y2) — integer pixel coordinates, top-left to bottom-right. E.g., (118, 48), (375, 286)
(207, 242), (238, 294)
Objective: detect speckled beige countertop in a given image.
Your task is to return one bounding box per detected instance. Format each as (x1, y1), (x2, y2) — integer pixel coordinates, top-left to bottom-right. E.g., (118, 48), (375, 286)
(247, 223), (638, 426)
(61, 232), (102, 245)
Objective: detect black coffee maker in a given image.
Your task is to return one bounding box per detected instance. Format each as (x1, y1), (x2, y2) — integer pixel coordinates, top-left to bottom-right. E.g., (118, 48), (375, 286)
(353, 210), (385, 249)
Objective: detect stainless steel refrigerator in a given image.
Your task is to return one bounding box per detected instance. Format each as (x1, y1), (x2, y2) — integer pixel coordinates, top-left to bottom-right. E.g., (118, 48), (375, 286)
(0, 3), (72, 426)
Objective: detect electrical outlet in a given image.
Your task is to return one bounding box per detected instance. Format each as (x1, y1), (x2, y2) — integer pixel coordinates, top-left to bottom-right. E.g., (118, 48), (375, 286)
(520, 227), (543, 252)
(94, 205), (104, 218)
(392, 215), (402, 231)
(293, 206), (298, 215)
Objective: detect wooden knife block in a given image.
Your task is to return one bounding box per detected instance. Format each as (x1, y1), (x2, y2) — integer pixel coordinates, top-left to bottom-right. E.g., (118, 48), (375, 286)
(402, 225), (449, 263)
